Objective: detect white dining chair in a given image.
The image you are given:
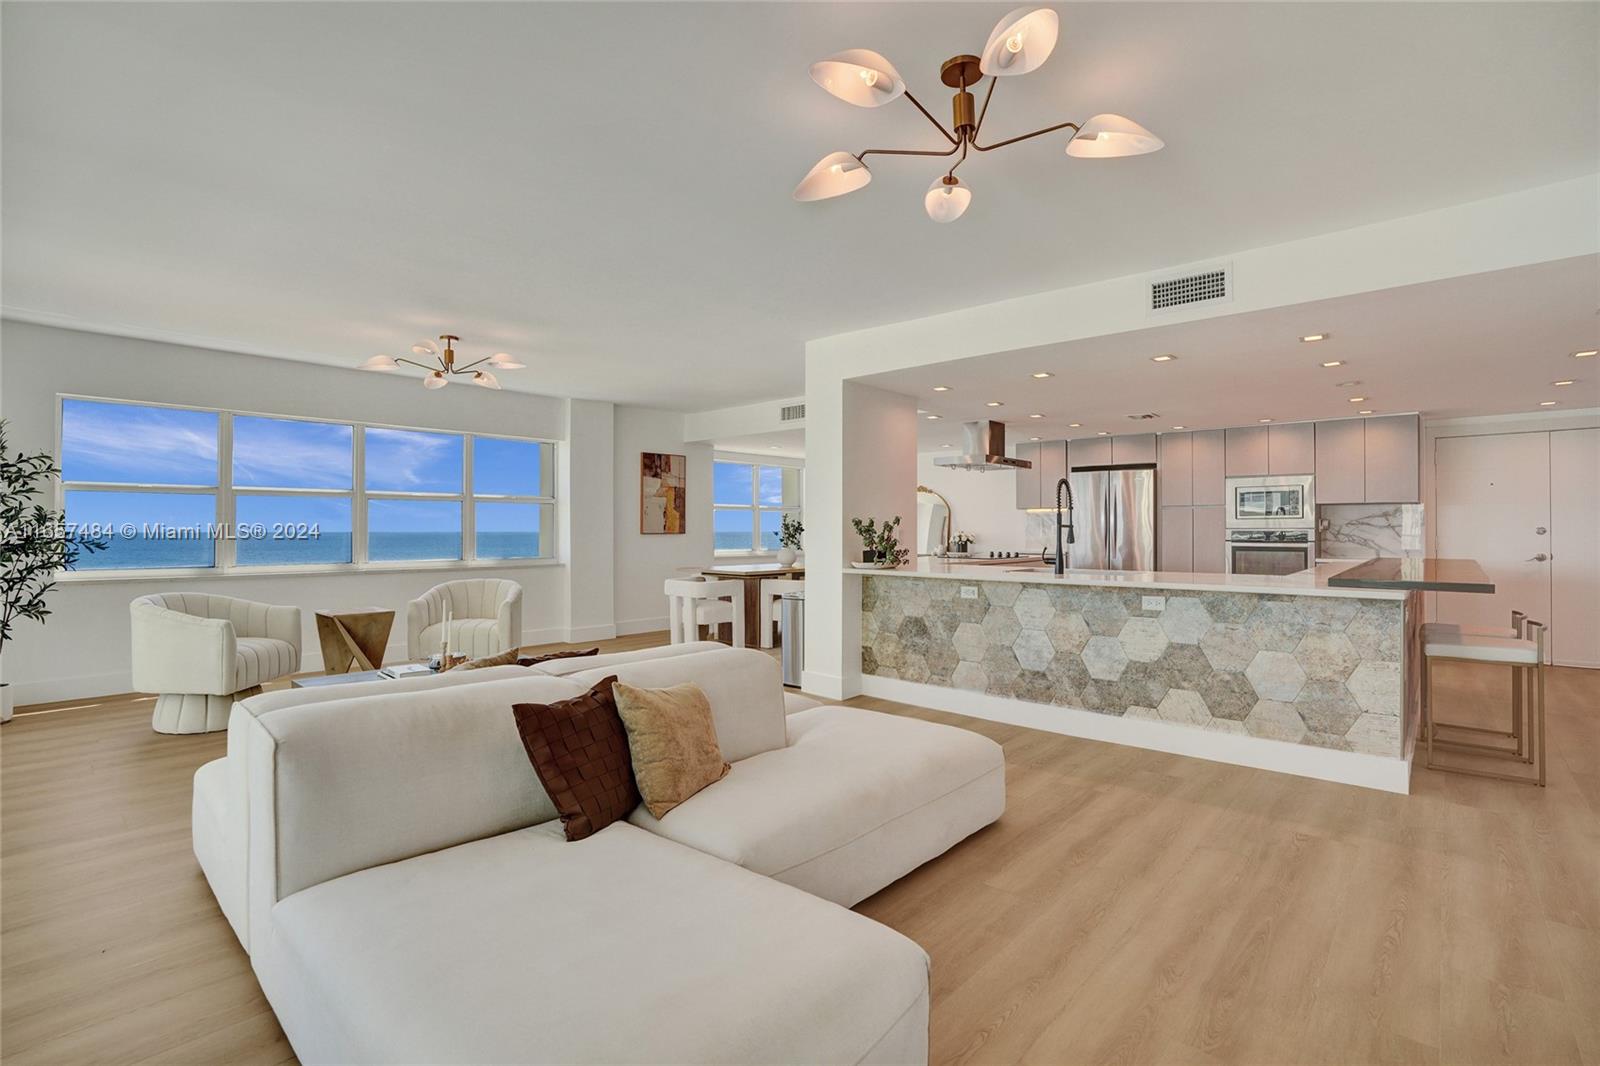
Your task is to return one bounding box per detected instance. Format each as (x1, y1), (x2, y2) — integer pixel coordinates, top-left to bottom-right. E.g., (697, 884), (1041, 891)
(757, 578), (804, 649)
(664, 578), (745, 648)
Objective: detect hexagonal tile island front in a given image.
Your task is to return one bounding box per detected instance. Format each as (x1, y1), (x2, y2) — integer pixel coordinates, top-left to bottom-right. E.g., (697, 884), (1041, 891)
(860, 576), (1407, 759)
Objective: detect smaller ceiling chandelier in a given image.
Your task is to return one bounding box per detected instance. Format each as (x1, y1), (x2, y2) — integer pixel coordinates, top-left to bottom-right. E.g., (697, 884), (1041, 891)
(795, 6), (1163, 222)
(357, 334), (525, 390)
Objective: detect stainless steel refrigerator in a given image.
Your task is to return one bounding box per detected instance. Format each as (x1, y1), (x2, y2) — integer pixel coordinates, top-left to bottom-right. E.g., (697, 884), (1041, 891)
(1066, 464), (1157, 571)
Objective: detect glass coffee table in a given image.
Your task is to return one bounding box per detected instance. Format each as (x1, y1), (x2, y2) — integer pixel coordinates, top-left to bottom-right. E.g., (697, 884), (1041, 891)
(290, 662), (438, 689)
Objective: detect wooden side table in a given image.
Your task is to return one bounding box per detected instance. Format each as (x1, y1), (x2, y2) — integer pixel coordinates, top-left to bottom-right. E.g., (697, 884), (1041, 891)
(315, 608), (395, 674)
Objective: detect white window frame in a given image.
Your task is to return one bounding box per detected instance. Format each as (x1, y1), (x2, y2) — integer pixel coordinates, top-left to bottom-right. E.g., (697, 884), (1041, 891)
(54, 395), (560, 582)
(711, 455), (802, 556)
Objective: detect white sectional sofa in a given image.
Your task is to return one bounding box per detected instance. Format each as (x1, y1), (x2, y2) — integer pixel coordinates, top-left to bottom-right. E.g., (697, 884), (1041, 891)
(194, 645), (1005, 1063)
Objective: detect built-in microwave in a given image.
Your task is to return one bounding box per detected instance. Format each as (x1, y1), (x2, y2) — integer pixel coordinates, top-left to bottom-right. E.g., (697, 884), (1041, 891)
(1225, 474), (1316, 530)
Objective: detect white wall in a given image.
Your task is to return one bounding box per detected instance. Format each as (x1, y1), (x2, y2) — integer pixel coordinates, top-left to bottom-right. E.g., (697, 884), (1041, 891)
(0, 320), (695, 703)
(915, 453), (1035, 554)
(611, 405), (713, 634)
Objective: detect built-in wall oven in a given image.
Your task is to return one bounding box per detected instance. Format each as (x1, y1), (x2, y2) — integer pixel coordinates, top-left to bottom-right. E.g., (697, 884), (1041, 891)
(1225, 473), (1316, 530)
(1225, 529), (1315, 575)
(1223, 474), (1316, 574)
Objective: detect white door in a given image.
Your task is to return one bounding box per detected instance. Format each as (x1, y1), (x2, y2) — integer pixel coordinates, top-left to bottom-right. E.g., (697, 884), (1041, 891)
(1434, 433), (1551, 635)
(1550, 428), (1600, 667)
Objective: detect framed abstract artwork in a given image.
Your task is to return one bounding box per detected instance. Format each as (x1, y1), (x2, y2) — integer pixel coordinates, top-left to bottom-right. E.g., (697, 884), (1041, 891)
(640, 452), (686, 534)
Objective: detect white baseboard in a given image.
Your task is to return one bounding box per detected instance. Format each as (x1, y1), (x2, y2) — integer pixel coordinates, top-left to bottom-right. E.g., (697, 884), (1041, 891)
(558, 624), (618, 644)
(615, 616), (670, 637)
(859, 675), (1412, 795)
(800, 669), (853, 702)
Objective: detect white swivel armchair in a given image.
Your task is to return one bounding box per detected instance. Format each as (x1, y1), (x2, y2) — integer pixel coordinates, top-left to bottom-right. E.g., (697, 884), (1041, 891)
(406, 579), (523, 661)
(130, 593), (302, 734)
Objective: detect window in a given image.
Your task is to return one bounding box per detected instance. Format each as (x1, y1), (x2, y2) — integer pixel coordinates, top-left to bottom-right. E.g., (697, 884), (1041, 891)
(712, 459), (801, 553)
(60, 399), (220, 570)
(56, 396), (557, 575)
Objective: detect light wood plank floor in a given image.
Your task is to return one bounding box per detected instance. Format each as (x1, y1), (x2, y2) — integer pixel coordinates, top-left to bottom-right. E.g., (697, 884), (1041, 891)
(3, 635), (1596, 1065)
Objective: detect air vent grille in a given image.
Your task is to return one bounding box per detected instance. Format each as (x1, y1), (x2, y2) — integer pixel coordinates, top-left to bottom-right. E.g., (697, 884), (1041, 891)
(1150, 268), (1229, 310)
(779, 403), (806, 422)
(1126, 413), (1160, 421)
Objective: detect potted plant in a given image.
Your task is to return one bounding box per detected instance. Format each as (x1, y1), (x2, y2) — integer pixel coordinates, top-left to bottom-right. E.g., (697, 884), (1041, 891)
(850, 515), (910, 569)
(951, 530), (976, 555)
(1, 420), (106, 722)
(775, 513), (803, 567)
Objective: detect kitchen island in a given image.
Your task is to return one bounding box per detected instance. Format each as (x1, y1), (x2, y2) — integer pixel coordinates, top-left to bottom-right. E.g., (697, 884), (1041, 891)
(854, 559), (1423, 792)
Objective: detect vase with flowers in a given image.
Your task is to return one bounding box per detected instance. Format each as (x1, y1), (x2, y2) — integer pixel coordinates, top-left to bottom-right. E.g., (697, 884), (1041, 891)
(775, 513), (804, 567)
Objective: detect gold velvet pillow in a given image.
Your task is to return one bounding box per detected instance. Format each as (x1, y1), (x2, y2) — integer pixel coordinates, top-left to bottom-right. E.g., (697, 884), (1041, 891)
(611, 680), (730, 819)
(460, 647), (523, 670)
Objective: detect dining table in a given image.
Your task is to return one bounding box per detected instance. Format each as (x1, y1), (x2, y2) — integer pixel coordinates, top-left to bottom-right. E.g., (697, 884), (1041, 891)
(699, 562), (804, 647)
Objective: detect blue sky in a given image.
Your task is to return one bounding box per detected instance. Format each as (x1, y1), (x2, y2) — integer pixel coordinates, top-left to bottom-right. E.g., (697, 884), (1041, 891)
(713, 461), (786, 506)
(60, 401), (546, 547)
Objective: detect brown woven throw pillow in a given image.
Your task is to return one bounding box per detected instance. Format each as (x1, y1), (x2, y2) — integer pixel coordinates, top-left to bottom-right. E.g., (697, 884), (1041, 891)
(512, 676), (639, 841)
(517, 647), (600, 666)
(611, 680), (730, 819)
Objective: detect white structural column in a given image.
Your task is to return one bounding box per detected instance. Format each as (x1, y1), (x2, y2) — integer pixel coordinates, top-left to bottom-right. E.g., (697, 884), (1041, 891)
(802, 379), (918, 698)
(561, 398), (617, 643)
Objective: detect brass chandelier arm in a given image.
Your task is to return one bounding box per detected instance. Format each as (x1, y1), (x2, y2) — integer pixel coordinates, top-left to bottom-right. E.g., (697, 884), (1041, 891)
(394, 357), (441, 372)
(452, 355), (496, 373)
(856, 138), (964, 163)
(971, 119), (1081, 153)
(902, 90), (960, 146)
(946, 135), (971, 179)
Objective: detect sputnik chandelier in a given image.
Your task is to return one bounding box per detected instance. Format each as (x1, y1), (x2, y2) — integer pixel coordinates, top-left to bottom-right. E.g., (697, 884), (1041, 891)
(356, 334), (525, 390)
(794, 7), (1163, 222)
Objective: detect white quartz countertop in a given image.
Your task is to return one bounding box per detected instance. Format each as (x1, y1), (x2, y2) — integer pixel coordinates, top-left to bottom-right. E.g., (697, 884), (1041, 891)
(844, 558), (1406, 599)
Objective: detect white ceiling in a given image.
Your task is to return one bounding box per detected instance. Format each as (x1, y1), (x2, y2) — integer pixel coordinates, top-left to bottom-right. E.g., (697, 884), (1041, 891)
(2, 3), (1595, 411)
(708, 428), (807, 459)
(857, 257), (1600, 451)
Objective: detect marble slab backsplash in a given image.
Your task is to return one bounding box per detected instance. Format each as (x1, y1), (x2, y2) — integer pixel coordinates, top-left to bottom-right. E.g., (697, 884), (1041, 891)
(1318, 503), (1425, 558)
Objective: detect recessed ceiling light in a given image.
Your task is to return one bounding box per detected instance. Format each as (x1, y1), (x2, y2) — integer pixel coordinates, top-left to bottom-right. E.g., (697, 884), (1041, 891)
(1031, 372), (1054, 379)
(940, 443), (952, 448)
(1028, 413), (1045, 419)
(916, 408), (928, 414)
(932, 384), (952, 391)
(1573, 350), (1597, 359)
(1335, 379), (1361, 387)
(986, 401), (1004, 407)
(1539, 400), (1558, 406)
(1348, 396), (1366, 403)
(769, 445), (781, 450)
(1552, 379), (1575, 386)
(1068, 422), (1082, 428)
(1096, 431), (1109, 436)
(926, 414), (941, 420)
(1029, 436), (1042, 441)
(1300, 333), (1330, 343)
(1321, 361), (1345, 368)
(1151, 354), (1177, 363)
(1358, 409), (1374, 415)
(1258, 418), (1273, 423)
(1171, 425), (1186, 430)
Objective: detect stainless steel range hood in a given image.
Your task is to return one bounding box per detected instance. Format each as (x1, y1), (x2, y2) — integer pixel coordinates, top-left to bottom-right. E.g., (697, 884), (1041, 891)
(932, 420), (1032, 472)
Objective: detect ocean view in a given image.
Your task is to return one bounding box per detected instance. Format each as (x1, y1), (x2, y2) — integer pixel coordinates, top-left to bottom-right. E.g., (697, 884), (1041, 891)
(74, 531), (541, 569)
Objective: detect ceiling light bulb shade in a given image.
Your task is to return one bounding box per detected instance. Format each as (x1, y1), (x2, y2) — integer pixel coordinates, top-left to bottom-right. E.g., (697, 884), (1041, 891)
(794, 151), (872, 201)
(924, 175), (972, 222)
(809, 49), (905, 107)
(1066, 114), (1164, 158)
(359, 354), (399, 372)
(979, 8), (1059, 77)
(472, 370), (502, 390)
(412, 341), (438, 356)
(423, 371), (448, 390)
(488, 353), (526, 369)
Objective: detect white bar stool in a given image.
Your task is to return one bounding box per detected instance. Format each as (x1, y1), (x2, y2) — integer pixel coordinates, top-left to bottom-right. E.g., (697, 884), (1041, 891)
(1423, 618), (1546, 786)
(758, 578), (804, 649)
(1422, 610), (1527, 757)
(663, 578), (745, 648)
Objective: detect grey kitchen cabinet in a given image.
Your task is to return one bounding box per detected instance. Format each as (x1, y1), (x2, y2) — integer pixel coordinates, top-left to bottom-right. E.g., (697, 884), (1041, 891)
(1225, 425), (1270, 477)
(1268, 422), (1316, 475)
(1158, 432), (1193, 506)
(1013, 441), (1042, 509)
(1112, 433), (1157, 465)
(1315, 418), (1365, 504)
(1038, 440), (1069, 502)
(1159, 506), (1194, 572)
(1363, 414), (1421, 503)
(1192, 505), (1226, 573)
(1070, 436), (1112, 468)
(1192, 430), (1225, 505)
